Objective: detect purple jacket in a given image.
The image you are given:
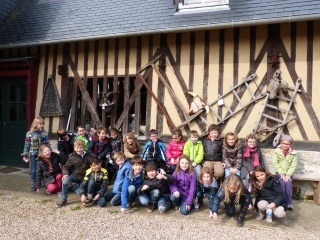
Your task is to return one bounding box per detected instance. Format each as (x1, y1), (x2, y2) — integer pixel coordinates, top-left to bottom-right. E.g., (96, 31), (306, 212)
(170, 169), (197, 206)
(165, 139), (186, 164)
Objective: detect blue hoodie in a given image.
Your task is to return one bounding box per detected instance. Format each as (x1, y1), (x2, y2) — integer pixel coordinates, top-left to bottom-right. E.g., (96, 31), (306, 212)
(112, 161), (132, 194)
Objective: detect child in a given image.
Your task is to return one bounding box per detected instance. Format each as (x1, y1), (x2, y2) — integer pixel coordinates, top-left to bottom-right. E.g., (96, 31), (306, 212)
(137, 164), (174, 213)
(222, 132), (242, 178)
(212, 174), (252, 227)
(170, 155), (197, 215)
(57, 128), (76, 158)
(89, 127), (111, 163)
(241, 134), (265, 191)
(183, 130), (204, 178)
(123, 132), (142, 160)
(22, 117), (51, 191)
(202, 124), (224, 179)
(79, 156), (108, 207)
(35, 145), (68, 194)
(108, 127), (124, 183)
(166, 129), (186, 173)
(272, 135), (297, 210)
(251, 166), (288, 225)
(196, 167), (219, 218)
(56, 140), (92, 207)
(105, 151), (132, 206)
(75, 125), (91, 151)
(141, 129), (167, 172)
(120, 156), (144, 214)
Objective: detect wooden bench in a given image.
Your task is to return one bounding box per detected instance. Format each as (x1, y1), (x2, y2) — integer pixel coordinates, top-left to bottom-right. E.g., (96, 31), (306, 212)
(293, 174), (320, 205)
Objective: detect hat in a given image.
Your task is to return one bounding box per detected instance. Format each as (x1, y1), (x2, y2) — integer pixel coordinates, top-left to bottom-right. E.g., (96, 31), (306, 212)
(281, 135), (293, 143)
(145, 164), (156, 172)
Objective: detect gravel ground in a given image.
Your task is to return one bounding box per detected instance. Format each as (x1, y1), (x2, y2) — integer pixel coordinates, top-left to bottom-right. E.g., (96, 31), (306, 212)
(0, 193), (319, 240)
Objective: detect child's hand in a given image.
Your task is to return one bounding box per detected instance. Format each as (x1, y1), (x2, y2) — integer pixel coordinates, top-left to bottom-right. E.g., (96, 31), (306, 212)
(208, 210), (214, 219)
(230, 168), (238, 174)
(52, 150), (60, 154)
(141, 185), (149, 191)
(121, 208), (127, 214)
(62, 175), (68, 180)
(171, 158), (175, 164)
(36, 189), (40, 193)
(156, 173), (165, 180)
(267, 202), (276, 209)
(191, 162), (196, 167)
(93, 194), (100, 201)
(22, 156), (29, 163)
(186, 205), (191, 210)
(248, 204), (252, 210)
(159, 169), (166, 175)
(173, 191), (180, 198)
(81, 195), (87, 203)
(213, 212), (218, 219)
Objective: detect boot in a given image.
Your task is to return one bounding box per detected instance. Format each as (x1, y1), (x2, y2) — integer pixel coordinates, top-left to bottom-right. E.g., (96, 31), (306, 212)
(30, 179), (36, 191)
(147, 203), (156, 213)
(256, 209), (265, 220)
(237, 214), (245, 227)
(280, 216), (289, 226)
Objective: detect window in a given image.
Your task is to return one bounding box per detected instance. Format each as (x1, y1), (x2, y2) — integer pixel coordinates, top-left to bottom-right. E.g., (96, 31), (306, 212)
(177, 0), (229, 14)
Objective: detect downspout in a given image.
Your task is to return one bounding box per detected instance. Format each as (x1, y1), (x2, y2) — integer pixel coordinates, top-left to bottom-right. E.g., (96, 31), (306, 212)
(1, 14), (320, 49)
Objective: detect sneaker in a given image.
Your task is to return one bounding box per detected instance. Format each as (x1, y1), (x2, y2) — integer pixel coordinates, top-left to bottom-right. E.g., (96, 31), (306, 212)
(280, 216), (289, 226)
(57, 192), (62, 197)
(56, 199), (67, 207)
(287, 204), (294, 210)
(174, 206), (179, 210)
(147, 204), (156, 213)
(126, 202), (132, 209)
(45, 189), (52, 195)
(83, 199), (93, 207)
(158, 205), (166, 214)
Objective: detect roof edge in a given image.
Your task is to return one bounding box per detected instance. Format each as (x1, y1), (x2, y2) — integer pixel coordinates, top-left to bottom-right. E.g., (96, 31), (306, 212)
(1, 14), (320, 49)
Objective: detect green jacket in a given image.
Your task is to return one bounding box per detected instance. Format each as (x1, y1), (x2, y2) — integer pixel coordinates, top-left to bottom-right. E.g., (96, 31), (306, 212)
(183, 139), (204, 164)
(272, 148), (298, 177)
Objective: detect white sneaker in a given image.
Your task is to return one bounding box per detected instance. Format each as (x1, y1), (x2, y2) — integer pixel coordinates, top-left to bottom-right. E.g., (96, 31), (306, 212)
(158, 205), (166, 214)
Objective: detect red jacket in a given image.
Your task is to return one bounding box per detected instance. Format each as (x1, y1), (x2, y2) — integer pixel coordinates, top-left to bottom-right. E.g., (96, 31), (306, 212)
(166, 138), (186, 164)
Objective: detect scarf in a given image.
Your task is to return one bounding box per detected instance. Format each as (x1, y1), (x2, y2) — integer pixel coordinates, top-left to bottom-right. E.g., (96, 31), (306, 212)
(43, 157), (54, 172)
(244, 147), (260, 167)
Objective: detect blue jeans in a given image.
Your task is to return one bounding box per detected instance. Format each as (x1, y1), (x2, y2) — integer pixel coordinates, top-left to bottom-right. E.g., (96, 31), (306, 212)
(193, 164), (202, 180)
(139, 189), (161, 205)
(106, 192), (121, 206)
(170, 193), (192, 215)
(30, 155), (37, 180)
(158, 197), (170, 211)
(225, 168), (240, 178)
(60, 174), (82, 200)
(126, 185), (137, 205)
(86, 179), (107, 207)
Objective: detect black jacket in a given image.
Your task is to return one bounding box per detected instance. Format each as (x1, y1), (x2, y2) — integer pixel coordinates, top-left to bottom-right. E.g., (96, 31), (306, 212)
(57, 133), (76, 158)
(253, 175), (287, 209)
(202, 136), (223, 161)
(241, 146), (265, 179)
(110, 135), (124, 158)
(62, 151), (93, 180)
(35, 152), (68, 189)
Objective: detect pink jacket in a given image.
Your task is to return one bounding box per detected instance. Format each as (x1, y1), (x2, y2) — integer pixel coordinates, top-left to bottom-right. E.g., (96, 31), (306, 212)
(166, 138), (186, 165)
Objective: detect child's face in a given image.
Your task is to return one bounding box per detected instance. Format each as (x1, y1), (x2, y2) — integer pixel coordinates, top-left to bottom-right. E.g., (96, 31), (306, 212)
(179, 158), (189, 171)
(150, 134), (158, 142)
(227, 136), (235, 146)
(146, 169), (157, 179)
(91, 162), (102, 172)
(74, 144), (85, 155)
(202, 173), (211, 184)
(228, 185), (239, 193)
(281, 140), (291, 151)
(190, 135), (198, 143)
(98, 130), (106, 140)
(255, 171), (266, 184)
(36, 122), (44, 131)
(132, 163), (143, 175)
(126, 136), (133, 145)
(172, 134), (181, 143)
(246, 138), (257, 148)
(42, 147), (51, 159)
(110, 132), (118, 139)
(209, 130), (219, 140)
(115, 157), (125, 166)
(77, 127), (86, 136)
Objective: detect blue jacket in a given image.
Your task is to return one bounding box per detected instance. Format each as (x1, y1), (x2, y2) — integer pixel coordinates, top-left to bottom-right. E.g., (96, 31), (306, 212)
(198, 179), (219, 212)
(121, 169), (144, 208)
(141, 139), (167, 162)
(112, 161), (132, 194)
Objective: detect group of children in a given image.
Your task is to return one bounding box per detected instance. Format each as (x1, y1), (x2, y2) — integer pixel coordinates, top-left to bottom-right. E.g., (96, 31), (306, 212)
(22, 117), (298, 227)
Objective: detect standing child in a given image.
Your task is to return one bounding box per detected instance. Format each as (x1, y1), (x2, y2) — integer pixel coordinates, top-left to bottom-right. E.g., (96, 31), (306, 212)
(141, 129), (167, 172)
(22, 117), (51, 191)
(75, 125), (91, 151)
(80, 156), (108, 207)
(123, 132), (142, 160)
(272, 135), (297, 210)
(89, 127), (111, 164)
(241, 134), (265, 191)
(196, 167), (219, 217)
(251, 166), (288, 225)
(138, 164), (174, 213)
(56, 140), (92, 207)
(222, 132), (243, 177)
(57, 128), (76, 158)
(170, 155), (197, 215)
(202, 124), (224, 179)
(183, 130), (204, 178)
(212, 174), (252, 227)
(105, 152), (132, 206)
(120, 156), (145, 214)
(35, 145), (68, 194)
(166, 129), (186, 173)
